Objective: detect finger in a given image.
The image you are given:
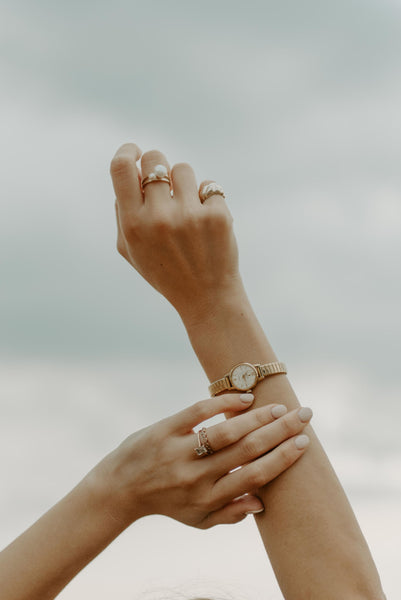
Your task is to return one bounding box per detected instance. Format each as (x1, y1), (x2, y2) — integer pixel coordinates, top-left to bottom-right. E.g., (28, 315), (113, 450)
(110, 143), (143, 214)
(170, 393), (255, 434)
(141, 149), (172, 208)
(214, 433), (310, 504)
(170, 162), (199, 207)
(201, 403), (288, 453)
(199, 494), (264, 529)
(213, 406), (313, 475)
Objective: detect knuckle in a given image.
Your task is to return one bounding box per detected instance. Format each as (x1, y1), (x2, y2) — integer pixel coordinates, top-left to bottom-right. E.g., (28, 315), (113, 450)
(210, 208), (233, 230)
(173, 466), (196, 488)
(246, 464), (266, 489)
(240, 433), (260, 459)
(277, 442), (296, 468)
(279, 415), (299, 438)
(149, 213), (173, 234)
(121, 217), (139, 240)
(216, 427), (236, 448)
(182, 210), (200, 230)
(153, 219), (170, 234)
(203, 493), (219, 513)
(253, 407), (270, 427)
(191, 400), (210, 424)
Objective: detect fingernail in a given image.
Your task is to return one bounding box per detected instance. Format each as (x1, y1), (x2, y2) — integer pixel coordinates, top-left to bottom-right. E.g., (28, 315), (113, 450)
(295, 434), (310, 450)
(245, 507), (265, 515)
(271, 404), (287, 418)
(298, 407), (313, 423)
(240, 393), (254, 403)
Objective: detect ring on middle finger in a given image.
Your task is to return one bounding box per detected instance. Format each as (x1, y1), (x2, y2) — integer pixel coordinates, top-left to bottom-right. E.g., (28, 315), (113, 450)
(142, 164), (171, 189)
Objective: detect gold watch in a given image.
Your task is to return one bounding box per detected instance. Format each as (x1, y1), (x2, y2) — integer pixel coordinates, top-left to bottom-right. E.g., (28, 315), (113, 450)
(208, 361), (287, 396)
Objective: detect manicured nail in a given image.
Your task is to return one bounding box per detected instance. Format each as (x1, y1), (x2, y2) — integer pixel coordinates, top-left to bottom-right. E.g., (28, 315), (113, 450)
(245, 507), (265, 515)
(240, 393), (254, 403)
(298, 407), (313, 423)
(295, 434), (310, 450)
(271, 404), (287, 418)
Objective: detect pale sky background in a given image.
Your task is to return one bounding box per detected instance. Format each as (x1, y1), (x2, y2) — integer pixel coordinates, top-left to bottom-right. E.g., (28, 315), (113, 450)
(0, 1), (400, 598)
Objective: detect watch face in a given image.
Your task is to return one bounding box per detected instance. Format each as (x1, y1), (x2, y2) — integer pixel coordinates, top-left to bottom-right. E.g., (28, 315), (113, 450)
(230, 363), (258, 391)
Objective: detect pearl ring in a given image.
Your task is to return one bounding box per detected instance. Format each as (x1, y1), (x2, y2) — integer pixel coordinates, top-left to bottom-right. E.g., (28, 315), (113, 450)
(142, 164), (171, 189)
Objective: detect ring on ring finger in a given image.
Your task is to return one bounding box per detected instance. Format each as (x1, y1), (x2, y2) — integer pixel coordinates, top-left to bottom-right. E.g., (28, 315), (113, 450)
(194, 427), (214, 457)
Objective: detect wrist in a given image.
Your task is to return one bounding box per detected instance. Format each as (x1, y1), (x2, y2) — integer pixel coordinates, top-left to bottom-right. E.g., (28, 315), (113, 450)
(178, 277), (249, 332)
(84, 459), (142, 532)
(181, 284), (278, 384)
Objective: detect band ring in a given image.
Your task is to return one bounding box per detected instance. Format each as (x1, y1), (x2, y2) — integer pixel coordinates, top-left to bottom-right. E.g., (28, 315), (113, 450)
(194, 427), (214, 457)
(142, 164), (171, 190)
(199, 182), (226, 203)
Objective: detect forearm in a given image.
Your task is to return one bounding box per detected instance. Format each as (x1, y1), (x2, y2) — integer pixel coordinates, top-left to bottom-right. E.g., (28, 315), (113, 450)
(182, 284), (385, 600)
(0, 475), (126, 600)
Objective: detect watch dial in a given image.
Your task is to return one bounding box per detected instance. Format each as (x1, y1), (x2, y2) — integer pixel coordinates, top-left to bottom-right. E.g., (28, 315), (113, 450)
(231, 364), (258, 391)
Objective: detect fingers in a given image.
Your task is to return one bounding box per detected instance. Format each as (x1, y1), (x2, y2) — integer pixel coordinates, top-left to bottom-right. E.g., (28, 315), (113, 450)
(110, 143), (143, 214)
(214, 420), (312, 505)
(205, 403), (288, 453)
(140, 150), (171, 208)
(199, 494), (264, 529)
(170, 393), (256, 433)
(111, 144), (227, 215)
(213, 406), (313, 476)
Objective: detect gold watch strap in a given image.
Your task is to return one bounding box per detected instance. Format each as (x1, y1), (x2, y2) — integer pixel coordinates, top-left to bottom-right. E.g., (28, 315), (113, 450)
(257, 361), (287, 378)
(209, 361), (287, 397)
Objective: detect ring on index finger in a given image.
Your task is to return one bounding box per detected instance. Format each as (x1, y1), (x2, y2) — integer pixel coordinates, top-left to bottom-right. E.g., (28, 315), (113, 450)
(194, 427), (214, 457)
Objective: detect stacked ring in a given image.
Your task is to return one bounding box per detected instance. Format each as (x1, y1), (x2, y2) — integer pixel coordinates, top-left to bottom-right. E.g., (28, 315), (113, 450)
(142, 164), (171, 189)
(194, 427), (214, 457)
(199, 182), (226, 203)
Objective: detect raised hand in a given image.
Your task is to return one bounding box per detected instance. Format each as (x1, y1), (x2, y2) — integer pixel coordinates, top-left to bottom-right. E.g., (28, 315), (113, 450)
(111, 143), (243, 323)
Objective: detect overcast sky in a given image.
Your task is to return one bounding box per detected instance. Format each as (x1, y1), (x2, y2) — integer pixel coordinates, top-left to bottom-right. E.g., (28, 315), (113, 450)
(1, 1), (400, 598)
(1, 0), (400, 364)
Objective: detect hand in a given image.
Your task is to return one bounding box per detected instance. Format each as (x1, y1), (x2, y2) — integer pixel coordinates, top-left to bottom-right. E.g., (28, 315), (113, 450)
(88, 394), (312, 530)
(110, 143), (244, 323)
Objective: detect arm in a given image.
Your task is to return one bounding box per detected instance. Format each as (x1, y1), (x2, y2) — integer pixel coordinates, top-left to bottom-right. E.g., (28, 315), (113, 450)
(111, 143), (386, 600)
(0, 394), (311, 600)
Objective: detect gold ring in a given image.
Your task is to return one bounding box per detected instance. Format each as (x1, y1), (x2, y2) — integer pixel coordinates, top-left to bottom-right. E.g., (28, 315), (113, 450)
(141, 164), (171, 190)
(142, 176), (171, 189)
(199, 182), (226, 203)
(194, 427), (214, 457)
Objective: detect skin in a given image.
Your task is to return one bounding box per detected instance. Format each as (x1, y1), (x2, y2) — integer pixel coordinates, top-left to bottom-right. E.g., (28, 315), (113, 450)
(111, 143), (386, 600)
(0, 394), (312, 600)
